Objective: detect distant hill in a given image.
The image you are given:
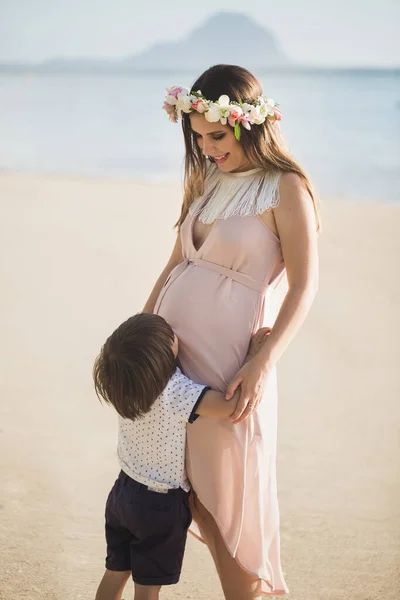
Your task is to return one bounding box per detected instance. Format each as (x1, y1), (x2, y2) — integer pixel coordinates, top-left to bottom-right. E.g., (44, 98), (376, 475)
(0, 12), (289, 73)
(121, 12), (289, 70)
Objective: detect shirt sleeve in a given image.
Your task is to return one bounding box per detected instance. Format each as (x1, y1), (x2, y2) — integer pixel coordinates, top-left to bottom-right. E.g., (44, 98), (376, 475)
(161, 369), (210, 424)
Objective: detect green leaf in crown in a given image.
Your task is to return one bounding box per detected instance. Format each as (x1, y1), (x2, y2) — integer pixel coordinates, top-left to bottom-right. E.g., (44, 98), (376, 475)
(234, 121), (241, 141)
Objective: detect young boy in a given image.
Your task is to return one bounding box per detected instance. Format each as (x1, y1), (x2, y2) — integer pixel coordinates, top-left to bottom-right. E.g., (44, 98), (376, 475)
(93, 312), (268, 600)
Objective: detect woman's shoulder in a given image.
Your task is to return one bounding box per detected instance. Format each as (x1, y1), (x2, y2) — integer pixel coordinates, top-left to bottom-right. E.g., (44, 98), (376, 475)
(279, 171), (306, 194)
(253, 168), (315, 217)
(274, 171), (319, 232)
(276, 172), (313, 213)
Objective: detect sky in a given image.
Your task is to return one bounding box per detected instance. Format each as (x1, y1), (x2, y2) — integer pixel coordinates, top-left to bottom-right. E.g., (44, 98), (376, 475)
(0, 0), (399, 67)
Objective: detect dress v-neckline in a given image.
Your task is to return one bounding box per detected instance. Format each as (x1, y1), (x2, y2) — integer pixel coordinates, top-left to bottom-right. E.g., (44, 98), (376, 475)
(190, 213), (217, 254)
(189, 166), (265, 253)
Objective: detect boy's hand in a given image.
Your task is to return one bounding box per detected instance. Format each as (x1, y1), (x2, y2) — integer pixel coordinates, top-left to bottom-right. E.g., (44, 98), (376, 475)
(245, 327), (271, 362)
(228, 388), (242, 418)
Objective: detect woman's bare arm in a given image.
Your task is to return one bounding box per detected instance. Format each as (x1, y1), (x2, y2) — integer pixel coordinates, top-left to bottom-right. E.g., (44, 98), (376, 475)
(143, 234), (184, 313)
(257, 172), (319, 367)
(226, 172), (319, 423)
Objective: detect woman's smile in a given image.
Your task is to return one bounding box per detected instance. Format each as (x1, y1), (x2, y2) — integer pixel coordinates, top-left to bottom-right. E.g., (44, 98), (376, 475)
(212, 152), (230, 165)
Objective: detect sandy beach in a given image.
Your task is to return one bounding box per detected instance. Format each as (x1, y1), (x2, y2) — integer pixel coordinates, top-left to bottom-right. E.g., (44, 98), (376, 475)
(0, 173), (399, 600)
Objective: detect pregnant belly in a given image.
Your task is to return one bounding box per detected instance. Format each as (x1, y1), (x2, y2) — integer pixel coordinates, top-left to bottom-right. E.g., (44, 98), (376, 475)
(155, 263), (261, 390)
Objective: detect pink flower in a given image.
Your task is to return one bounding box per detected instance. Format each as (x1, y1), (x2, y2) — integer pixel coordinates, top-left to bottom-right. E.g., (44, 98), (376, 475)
(238, 115), (252, 130)
(230, 108), (241, 120)
(228, 108), (242, 127)
(166, 86), (184, 100)
(268, 107), (282, 125)
(163, 101), (178, 123)
(191, 98), (208, 113)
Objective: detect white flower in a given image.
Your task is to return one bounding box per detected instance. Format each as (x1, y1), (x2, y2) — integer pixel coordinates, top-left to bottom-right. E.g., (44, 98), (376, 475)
(248, 105), (265, 125)
(175, 92), (192, 117)
(261, 97), (276, 117)
(205, 102), (222, 123)
(241, 102), (253, 115)
(217, 95), (232, 125)
(218, 95), (230, 106)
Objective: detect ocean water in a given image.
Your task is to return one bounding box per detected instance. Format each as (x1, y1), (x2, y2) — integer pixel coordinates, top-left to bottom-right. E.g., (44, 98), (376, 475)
(0, 69), (399, 202)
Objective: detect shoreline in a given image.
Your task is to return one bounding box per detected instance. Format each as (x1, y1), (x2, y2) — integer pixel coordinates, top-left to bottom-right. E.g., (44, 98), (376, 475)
(1, 170), (399, 206)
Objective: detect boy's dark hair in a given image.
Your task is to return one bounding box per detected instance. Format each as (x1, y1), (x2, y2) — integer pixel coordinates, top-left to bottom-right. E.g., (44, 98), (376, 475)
(93, 313), (176, 421)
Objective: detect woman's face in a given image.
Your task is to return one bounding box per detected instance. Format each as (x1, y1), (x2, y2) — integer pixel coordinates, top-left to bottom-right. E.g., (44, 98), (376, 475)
(189, 113), (253, 173)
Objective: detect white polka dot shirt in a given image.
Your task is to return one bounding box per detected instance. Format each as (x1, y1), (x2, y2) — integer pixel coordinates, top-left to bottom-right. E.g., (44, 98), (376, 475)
(117, 367), (209, 492)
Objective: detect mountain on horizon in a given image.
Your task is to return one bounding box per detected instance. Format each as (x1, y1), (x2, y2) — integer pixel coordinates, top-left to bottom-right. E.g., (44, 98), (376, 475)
(122, 12), (289, 70)
(0, 11), (288, 73)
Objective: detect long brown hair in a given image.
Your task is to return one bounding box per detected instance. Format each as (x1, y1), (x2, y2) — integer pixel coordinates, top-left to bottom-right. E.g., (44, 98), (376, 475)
(176, 64), (320, 231)
(93, 313), (176, 421)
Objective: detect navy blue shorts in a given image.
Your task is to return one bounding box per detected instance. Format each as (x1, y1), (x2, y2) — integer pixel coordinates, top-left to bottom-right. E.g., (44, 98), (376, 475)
(104, 471), (192, 586)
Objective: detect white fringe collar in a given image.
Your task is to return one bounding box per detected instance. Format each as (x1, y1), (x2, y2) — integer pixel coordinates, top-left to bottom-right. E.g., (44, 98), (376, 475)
(189, 163), (281, 225)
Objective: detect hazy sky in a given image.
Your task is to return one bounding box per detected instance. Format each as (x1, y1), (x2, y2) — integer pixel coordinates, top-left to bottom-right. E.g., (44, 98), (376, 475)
(1, 0), (399, 66)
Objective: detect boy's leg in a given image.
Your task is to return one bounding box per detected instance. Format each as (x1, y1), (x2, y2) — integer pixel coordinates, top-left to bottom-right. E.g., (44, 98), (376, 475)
(95, 569), (131, 600)
(134, 583), (161, 600)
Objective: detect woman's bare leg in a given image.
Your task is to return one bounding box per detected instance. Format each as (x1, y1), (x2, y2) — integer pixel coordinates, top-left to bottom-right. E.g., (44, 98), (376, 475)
(191, 493), (262, 600)
(95, 569), (131, 600)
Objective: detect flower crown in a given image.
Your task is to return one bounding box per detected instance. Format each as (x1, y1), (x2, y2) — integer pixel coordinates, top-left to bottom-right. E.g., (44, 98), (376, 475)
(163, 86), (282, 141)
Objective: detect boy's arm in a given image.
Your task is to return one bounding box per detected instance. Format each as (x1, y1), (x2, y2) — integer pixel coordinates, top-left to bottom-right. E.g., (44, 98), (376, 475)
(194, 388), (240, 419)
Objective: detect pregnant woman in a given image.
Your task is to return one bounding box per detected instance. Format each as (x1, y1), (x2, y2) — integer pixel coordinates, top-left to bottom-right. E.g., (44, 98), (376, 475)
(143, 64), (319, 598)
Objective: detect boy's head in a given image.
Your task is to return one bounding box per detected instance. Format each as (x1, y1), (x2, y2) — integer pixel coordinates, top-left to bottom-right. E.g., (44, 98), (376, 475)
(93, 313), (178, 421)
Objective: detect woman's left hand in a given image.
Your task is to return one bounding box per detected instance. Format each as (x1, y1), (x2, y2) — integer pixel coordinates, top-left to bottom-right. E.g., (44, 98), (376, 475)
(225, 356), (271, 424)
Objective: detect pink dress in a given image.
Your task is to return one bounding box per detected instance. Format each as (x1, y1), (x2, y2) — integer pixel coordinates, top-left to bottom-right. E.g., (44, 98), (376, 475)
(154, 165), (289, 595)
